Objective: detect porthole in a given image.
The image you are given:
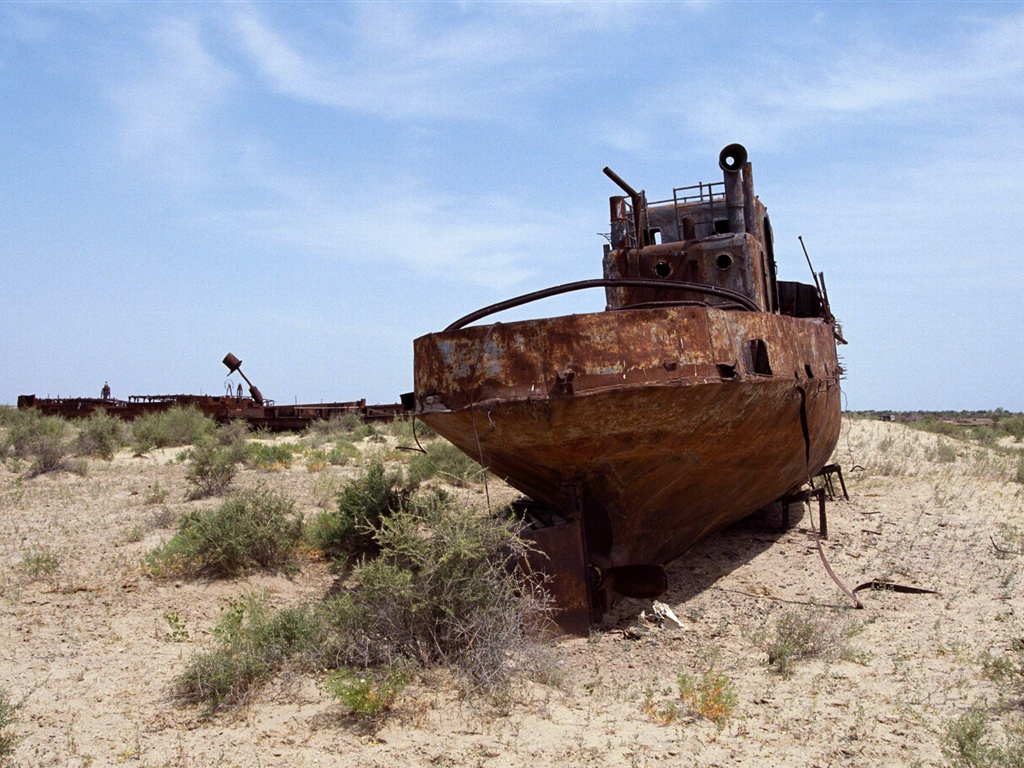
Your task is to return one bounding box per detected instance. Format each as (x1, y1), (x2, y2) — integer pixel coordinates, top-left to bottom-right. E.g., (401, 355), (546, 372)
(716, 253), (733, 271)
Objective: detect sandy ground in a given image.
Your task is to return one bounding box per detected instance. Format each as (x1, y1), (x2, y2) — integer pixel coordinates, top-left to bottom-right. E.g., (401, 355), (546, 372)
(2, 417), (1024, 767)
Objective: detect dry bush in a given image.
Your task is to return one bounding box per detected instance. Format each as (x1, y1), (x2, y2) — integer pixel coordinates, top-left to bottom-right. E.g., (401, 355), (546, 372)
(317, 492), (551, 698)
(761, 608), (858, 677)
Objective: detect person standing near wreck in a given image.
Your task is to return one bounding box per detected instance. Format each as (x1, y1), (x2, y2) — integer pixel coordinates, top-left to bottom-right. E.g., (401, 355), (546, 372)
(101, 382), (111, 400)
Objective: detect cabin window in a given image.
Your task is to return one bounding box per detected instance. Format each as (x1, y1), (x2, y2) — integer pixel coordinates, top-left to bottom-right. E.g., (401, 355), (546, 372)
(646, 228), (663, 245)
(714, 219), (730, 234)
(748, 339), (772, 376)
(715, 253), (733, 271)
(716, 363), (737, 380)
(655, 260), (671, 278)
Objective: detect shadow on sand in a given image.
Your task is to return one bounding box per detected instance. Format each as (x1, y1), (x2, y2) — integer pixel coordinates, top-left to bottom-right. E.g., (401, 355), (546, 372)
(599, 502), (829, 630)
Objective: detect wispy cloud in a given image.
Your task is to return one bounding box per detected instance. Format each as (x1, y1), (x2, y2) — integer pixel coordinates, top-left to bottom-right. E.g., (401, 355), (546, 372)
(604, 9), (1024, 152)
(232, 166), (572, 290)
(108, 16), (236, 176)
(226, 3), (614, 120)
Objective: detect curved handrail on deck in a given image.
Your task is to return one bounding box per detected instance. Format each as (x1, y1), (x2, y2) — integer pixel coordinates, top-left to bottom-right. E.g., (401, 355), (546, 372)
(444, 278), (760, 331)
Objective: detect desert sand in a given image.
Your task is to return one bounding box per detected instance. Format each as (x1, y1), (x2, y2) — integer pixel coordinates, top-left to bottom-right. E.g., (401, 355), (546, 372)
(2, 416), (1023, 767)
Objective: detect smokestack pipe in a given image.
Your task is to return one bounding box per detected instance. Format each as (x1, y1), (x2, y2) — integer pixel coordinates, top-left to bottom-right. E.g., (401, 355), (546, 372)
(719, 144), (747, 234)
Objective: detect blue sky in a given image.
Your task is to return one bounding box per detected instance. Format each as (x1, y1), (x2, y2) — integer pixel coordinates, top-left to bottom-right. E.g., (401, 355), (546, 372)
(1, 2), (1022, 411)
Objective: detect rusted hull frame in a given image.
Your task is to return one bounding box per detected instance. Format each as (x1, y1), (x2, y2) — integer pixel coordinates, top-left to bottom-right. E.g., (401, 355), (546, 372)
(414, 305), (841, 631)
(17, 394), (405, 430)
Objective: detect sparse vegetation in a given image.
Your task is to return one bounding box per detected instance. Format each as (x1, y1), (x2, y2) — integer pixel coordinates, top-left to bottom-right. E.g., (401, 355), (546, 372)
(0, 410), (83, 477)
(244, 442), (295, 471)
(327, 440), (360, 466)
(0, 686), (20, 765)
(406, 439), (482, 487)
(171, 491), (548, 714)
(942, 708), (1024, 768)
(762, 609), (853, 677)
(19, 546), (61, 582)
(74, 410), (127, 459)
(172, 594), (322, 713)
(677, 667), (737, 726)
(131, 406), (217, 452)
(184, 438), (239, 499)
(146, 485), (302, 578)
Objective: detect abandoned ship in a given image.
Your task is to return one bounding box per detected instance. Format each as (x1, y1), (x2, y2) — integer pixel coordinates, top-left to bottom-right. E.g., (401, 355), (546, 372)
(409, 144), (845, 633)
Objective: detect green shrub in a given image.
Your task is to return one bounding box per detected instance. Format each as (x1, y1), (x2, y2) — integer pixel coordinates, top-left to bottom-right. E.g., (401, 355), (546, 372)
(325, 666), (408, 719)
(171, 493), (550, 713)
(74, 410), (127, 459)
(941, 708), (1024, 768)
(305, 448), (329, 473)
(0, 686), (20, 765)
(0, 406), (20, 428)
(173, 594), (323, 712)
(1016, 458), (1024, 486)
(308, 458), (407, 559)
(406, 439), (481, 487)
(131, 406), (217, 452)
(318, 493), (549, 694)
(385, 417), (437, 441)
(245, 442), (295, 471)
(216, 420), (250, 447)
(1000, 415), (1024, 442)
(185, 439), (239, 499)
(147, 485), (302, 578)
(328, 441), (361, 466)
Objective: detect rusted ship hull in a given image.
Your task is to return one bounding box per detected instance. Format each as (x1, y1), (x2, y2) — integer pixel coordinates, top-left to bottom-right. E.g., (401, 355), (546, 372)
(410, 145), (845, 632)
(415, 305), (841, 630)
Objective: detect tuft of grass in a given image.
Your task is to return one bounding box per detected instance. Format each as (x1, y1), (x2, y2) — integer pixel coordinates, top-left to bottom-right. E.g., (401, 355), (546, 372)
(406, 439), (482, 487)
(1015, 457), (1024, 486)
(144, 481), (169, 505)
(131, 406), (217, 453)
(74, 411), (127, 460)
(384, 417), (437, 441)
(184, 439), (239, 499)
(677, 668), (737, 726)
(146, 484), (302, 578)
(307, 458), (407, 560)
(20, 546), (61, 582)
(304, 414), (378, 446)
(762, 609), (852, 677)
(305, 448), (329, 473)
(245, 442), (295, 471)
